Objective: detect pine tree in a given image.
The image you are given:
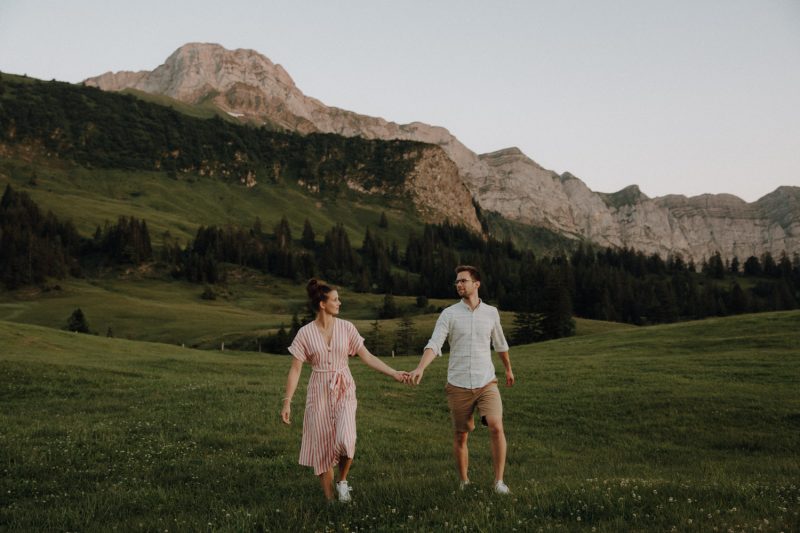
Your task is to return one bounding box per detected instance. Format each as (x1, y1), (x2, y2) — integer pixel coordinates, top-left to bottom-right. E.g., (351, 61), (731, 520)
(65, 308), (90, 333)
(729, 281), (749, 314)
(378, 211), (388, 229)
(762, 252), (779, 277)
(540, 272), (575, 340)
(379, 293), (398, 319)
(301, 219), (315, 249)
(730, 256), (740, 274)
(252, 217), (263, 237)
(274, 216), (292, 250)
(511, 311), (542, 345)
(290, 311), (303, 337)
(706, 252), (725, 279)
(394, 314), (416, 355)
(743, 256), (762, 276)
(365, 319), (387, 355)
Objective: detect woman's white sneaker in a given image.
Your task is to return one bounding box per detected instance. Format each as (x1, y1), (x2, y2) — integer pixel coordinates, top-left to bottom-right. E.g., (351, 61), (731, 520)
(494, 480), (510, 495)
(336, 480), (352, 503)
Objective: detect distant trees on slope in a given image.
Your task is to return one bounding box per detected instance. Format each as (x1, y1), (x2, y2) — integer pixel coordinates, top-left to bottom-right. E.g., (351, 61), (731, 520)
(0, 76), (421, 193)
(0, 186), (154, 288)
(0, 185), (81, 288)
(2, 185), (799, 342)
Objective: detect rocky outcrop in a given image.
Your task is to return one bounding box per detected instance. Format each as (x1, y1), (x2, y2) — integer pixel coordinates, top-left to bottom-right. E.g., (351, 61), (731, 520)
(404, 147), (482, 232)
(481, 148), (800, 260)
(85, 43), (799, 260)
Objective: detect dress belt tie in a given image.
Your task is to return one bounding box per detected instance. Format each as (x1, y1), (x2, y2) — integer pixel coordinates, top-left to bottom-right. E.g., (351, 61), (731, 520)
(312, 366), (350, 392)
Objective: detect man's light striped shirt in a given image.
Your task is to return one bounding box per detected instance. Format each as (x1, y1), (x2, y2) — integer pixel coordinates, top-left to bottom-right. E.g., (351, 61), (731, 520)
(424, 299), (509, 389)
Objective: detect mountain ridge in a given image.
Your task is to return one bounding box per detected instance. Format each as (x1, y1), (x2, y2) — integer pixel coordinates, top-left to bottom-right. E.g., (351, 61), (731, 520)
(84, 42), (800, 260)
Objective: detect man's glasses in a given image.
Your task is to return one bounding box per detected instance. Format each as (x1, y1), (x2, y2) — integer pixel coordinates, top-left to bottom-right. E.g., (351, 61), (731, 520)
(454, 279), (474, 285)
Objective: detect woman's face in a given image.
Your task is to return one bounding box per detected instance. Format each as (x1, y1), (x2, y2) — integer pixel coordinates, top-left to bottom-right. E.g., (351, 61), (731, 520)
(321, 290), (341, 316)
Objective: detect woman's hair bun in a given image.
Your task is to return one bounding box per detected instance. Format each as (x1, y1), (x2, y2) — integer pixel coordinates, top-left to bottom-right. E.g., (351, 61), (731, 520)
(306, 278), (319, 296)
(306, 278), (333, 313)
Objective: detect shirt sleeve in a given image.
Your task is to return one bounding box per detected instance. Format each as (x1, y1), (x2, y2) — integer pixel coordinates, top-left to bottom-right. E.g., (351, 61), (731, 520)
(424, 309), (451, 357)
(491, 308), (510, 352)
(346, 321), (365, 356)
(288, 328), (309, 363)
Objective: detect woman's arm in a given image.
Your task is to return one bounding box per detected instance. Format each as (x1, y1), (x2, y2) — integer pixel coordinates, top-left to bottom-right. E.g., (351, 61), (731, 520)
(356, 345), (407, 382)
(280, 357), (304, 424)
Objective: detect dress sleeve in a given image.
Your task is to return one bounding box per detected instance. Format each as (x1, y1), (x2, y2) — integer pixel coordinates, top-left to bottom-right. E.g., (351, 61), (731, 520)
(288, 328), (309, 363)
(345, 321), (365, 356)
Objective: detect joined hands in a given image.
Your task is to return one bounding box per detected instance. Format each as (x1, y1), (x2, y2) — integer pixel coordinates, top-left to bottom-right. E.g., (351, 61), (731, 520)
(392, 368), (423, 385)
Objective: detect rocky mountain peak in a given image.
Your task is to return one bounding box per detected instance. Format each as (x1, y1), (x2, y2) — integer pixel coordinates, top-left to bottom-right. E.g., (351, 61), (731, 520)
(158, 43), (298, 100)
(599, 185), (648, 208)
(84, 43), (799, 260)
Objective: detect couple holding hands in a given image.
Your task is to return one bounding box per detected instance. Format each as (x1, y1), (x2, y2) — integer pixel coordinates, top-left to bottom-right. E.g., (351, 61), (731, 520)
(280, 266), (514, 503)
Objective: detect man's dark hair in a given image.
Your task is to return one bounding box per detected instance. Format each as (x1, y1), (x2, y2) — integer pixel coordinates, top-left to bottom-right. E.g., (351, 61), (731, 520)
(455, 265), (481, 282)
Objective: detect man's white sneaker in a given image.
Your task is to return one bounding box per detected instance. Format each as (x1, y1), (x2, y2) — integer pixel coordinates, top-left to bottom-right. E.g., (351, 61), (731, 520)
(459, 479), (471, 491)
(336, 480), (352, 503)
(494, 480), (510, 495)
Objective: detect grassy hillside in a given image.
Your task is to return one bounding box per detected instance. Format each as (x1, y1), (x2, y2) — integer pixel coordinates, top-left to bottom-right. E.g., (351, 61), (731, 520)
(1, 311), (798, 531)
(0, 156), (420, 250)
(0, 273), (629, 350)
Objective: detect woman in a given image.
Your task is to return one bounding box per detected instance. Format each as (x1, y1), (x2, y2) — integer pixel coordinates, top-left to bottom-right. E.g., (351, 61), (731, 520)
(281, 279), (408, 502)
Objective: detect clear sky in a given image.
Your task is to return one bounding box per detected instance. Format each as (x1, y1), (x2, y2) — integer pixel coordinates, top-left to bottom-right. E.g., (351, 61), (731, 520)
(1, 0), (798, 202)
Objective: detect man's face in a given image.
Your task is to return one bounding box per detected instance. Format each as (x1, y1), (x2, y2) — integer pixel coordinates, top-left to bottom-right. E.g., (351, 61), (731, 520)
(454, 272), (479, 298)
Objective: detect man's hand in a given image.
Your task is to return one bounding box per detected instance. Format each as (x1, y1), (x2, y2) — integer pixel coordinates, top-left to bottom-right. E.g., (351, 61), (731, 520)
(505, 369), (515, 387)
(408, 367), (424, 385)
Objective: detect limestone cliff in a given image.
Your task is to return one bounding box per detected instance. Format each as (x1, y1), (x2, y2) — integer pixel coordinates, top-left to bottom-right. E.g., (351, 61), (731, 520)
(481, 148), (800, 260)
(85, 43), (799, 260)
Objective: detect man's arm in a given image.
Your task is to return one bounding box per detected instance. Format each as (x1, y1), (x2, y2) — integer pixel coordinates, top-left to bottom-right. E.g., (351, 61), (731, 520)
(409, 310), (450, 385)
(409, 348), (437, 385)
(496, 351), (514, 387)
(490, 308), (513, 386)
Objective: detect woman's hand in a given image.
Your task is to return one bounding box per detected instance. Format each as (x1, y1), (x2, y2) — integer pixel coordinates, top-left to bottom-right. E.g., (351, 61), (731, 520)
(392, 370), (410, 383)
(280, 400), (292, 424)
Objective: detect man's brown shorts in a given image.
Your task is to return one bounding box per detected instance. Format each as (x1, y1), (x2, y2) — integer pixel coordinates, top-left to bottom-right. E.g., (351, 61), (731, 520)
(445, 379), (503, 433)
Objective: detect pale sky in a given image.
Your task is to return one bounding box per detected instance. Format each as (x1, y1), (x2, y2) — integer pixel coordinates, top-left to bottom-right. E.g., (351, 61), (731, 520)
(1, 0), (799, 202)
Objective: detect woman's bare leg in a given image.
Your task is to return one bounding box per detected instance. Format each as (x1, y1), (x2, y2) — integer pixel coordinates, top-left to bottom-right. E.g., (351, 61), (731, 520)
(338, 456), (353, 482)
(319, 468), (334, 500)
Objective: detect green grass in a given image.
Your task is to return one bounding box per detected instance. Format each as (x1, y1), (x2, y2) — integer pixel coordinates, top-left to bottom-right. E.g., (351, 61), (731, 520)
(0, 156), (422, 249)
(119, 88), (239, 122)
(1, 311), (798, 531)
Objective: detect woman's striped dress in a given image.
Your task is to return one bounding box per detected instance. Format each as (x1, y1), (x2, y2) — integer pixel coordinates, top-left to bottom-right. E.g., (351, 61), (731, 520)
(288, 318), (364, 475)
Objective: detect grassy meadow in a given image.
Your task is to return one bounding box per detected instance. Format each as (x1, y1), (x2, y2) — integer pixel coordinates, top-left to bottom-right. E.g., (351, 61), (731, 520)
(1, 311), (799, 531)
(0, 272), (629, 351)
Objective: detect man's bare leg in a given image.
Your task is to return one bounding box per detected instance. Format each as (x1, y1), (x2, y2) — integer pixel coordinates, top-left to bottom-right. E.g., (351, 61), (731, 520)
(485, 415), (507, 483)
(454, 431), (470, 482)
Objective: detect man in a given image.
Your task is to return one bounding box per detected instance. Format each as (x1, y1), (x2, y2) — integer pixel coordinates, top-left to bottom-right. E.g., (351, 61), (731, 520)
(409, 265), (514, 494)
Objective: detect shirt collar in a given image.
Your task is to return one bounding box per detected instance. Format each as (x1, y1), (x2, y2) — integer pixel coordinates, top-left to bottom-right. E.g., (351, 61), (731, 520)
(459, 298), (483, 312)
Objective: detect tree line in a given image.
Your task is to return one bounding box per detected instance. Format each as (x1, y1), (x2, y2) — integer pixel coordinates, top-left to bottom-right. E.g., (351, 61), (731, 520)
(4, 184), (799, 347)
